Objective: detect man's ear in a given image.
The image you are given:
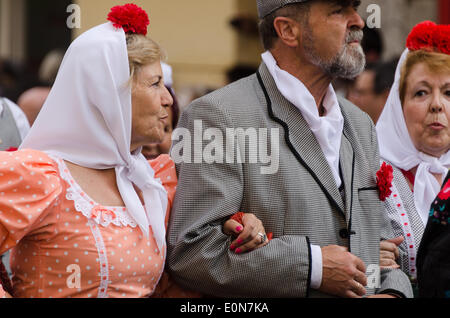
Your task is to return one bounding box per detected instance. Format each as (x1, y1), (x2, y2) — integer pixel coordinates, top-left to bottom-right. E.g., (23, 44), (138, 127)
(273, 17), (301, 48)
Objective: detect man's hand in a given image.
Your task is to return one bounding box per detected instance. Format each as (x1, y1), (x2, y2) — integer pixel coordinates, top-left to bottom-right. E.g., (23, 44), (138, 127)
(380, 237), (404, 269)
(319, 245), (368, 298)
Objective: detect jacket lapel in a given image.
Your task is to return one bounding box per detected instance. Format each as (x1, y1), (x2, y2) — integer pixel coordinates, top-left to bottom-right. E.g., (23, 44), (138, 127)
(257, 63), (346, 217)
(340, 128), (355, 225)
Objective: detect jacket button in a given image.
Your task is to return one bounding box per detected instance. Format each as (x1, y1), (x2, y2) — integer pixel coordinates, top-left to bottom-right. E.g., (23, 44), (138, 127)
(339, 229), (350, 239)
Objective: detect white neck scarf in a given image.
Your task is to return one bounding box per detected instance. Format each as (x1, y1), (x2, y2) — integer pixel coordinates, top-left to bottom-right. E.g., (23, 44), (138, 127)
(262, 51), (344, 188)
(376, 49), (450, 225)
(20, 22), (168, 252)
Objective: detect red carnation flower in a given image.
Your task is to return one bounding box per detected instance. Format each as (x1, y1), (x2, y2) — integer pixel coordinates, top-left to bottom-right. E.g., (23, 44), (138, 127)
(434, 25), (450, 56)
(5, 147), (18, 152)
(407, 21), (450, 56)
(230, 212), (245, 224)
(107, 3), (149, 36)
(377, 162), (394, 202)
(406, 21), (437, 51)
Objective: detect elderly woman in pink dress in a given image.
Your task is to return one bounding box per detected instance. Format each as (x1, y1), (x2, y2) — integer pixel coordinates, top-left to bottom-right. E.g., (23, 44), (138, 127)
(0, 4), (265, 298)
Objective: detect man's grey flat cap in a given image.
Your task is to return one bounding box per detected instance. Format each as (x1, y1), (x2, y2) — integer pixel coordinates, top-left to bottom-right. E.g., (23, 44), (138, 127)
(257, 0), (310, 19)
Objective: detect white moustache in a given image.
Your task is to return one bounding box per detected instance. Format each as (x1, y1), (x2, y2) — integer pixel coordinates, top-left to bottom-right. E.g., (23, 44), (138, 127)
(346, 31), (364, 43)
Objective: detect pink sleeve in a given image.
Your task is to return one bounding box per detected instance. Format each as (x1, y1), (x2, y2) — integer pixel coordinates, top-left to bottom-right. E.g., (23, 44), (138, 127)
(0, 284), (5, 298)
(149, 154), (177, 228)
(0, 150), (63, 255)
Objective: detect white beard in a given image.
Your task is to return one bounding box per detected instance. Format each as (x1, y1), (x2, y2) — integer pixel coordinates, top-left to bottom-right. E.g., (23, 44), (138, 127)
(304, 28), (366, 80)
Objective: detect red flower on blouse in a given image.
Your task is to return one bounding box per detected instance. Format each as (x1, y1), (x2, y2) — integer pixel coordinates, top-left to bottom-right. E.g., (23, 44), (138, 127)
(107, 3), (150, 36)
(377, 162), (394, 202)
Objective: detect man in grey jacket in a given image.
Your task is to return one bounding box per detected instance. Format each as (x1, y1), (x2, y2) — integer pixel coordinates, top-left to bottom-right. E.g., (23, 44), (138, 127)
(167, 0), (413, 298)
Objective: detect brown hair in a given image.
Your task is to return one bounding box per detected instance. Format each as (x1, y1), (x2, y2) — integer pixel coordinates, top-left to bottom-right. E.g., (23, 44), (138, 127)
(399, 50), (450, 104)
(258, 2), (311, 50)
(126, 34), (166, 81)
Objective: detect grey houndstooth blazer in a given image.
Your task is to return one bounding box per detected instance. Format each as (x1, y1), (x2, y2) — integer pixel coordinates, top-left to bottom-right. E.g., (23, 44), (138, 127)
(167, 62), (413, 298)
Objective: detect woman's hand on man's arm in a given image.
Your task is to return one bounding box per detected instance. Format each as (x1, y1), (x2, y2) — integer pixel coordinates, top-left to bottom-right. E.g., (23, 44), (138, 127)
(223, 213), (270, 254)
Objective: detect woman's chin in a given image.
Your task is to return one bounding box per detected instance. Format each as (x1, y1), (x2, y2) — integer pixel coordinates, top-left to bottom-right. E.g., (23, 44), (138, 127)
(419, 142), (450, 158)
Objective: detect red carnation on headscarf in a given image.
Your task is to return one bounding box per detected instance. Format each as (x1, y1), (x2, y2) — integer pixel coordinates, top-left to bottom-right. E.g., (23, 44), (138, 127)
(107, 3), (149, 36)
(406, 21), (450, 55)
(406, 21), (436, 52)
(434, 25), (450, 55)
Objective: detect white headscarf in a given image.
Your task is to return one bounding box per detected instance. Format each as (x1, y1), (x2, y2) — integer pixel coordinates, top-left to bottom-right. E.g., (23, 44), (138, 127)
(161, 62), (173, 88)
(20, 22), (168, 251)
(376, 49), (450, 225)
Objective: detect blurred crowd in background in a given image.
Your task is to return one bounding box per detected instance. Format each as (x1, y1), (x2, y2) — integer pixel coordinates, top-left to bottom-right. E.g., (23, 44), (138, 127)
(0, 0), (448, 133)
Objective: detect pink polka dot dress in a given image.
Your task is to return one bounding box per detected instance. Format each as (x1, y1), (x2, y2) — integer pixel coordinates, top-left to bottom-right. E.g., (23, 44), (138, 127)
(0, 150), (177, 298)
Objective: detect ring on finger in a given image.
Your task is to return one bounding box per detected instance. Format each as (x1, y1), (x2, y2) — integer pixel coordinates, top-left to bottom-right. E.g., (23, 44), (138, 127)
(353, 281), (365, 293)
(257, 232), (267, 244)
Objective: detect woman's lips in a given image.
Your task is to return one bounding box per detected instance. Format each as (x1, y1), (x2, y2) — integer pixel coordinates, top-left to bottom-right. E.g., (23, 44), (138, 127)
(429, 122), (446, 130)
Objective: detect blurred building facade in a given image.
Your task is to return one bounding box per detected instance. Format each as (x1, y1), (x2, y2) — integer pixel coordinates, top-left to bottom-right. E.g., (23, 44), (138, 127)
(72, 0), (262, 106)
(359, 0), (439, 60)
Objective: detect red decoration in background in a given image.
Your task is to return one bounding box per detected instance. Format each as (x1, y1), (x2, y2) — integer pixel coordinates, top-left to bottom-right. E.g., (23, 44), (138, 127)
(107, 3), (150, 36)
(440, 0), (450, 24)
(377, 162), (394, 202)
(5, 148), (18, 152)
(406, 21), (450, 55)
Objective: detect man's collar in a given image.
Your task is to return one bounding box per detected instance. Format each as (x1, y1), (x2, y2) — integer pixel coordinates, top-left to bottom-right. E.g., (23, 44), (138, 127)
(261, 51), (341, 120)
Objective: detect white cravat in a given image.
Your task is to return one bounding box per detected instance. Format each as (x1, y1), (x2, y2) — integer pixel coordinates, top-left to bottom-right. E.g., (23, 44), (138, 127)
(262, 51), (344, 188)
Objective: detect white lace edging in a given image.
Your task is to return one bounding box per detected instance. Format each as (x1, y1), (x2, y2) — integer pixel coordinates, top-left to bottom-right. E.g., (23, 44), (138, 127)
(388, 181), (418, 279)
(48, 154), (137, 229)
(88, 220), (110, 298)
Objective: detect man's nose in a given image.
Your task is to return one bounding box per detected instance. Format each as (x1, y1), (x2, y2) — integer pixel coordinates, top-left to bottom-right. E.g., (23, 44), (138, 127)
(349, 9), (365, 30)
